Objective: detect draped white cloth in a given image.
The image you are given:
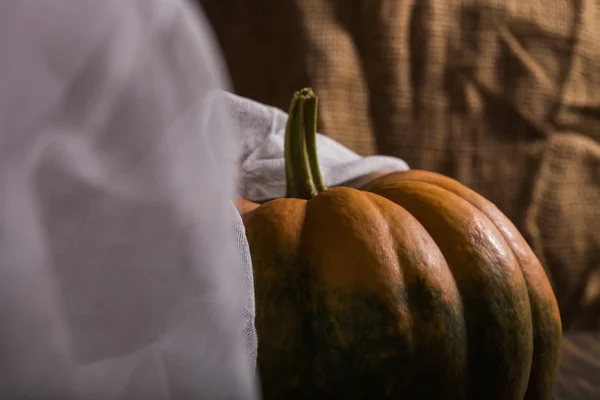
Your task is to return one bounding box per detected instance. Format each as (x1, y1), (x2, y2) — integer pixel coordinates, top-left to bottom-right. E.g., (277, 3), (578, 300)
(0, 0), (408, 398)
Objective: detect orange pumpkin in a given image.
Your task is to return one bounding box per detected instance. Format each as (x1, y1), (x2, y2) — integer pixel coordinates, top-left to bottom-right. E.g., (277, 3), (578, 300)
(241, 88), (561, 399)
(235, 197), (259, 215)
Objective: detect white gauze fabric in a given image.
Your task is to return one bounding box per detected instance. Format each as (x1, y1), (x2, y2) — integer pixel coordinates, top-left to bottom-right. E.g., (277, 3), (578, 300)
(0, 0), (256, 399)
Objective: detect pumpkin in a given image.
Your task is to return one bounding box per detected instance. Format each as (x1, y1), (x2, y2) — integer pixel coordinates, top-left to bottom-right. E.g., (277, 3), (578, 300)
(235, 197), (260, 214)
(241, 88), (562, 399)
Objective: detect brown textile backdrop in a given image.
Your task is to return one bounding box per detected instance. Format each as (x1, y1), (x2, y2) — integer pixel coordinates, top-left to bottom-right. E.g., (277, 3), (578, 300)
(198, 0), (600, 330)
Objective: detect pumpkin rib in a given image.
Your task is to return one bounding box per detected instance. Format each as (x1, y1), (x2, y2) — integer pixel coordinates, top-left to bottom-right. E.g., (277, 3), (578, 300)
(366, 170), (562, 400)
(302, 187), (468, 399)
(243, 198), (316, 399)
(365, 180), (534, 400)
(364, 191), (469, 399)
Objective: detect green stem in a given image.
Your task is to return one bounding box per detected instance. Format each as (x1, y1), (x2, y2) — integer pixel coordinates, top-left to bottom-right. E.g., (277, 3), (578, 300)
(285, 90), (317, 199)
(302, 92), (327, 193)
(284, 88), (328, 199)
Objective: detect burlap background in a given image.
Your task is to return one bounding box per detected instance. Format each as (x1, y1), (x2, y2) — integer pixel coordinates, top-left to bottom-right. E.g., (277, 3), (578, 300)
(198, 0), (600, 330)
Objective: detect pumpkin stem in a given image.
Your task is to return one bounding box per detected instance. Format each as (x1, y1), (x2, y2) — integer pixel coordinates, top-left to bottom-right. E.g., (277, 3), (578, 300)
(285, 90), (317, 199)
(284, 88), (328, 199)
(302, 91), (327, 193)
